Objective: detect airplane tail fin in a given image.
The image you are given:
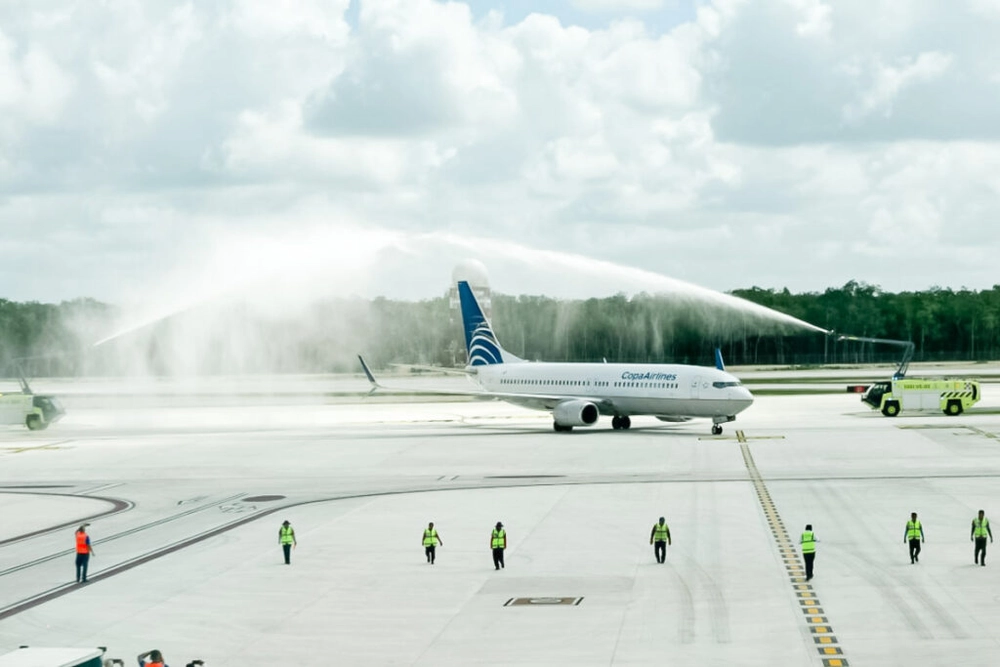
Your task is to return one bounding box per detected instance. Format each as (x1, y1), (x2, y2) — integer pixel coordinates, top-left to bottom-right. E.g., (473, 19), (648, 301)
(714, 348), (726, 371)
(457, 281), (522, 366)
(357, 355), (382, 395)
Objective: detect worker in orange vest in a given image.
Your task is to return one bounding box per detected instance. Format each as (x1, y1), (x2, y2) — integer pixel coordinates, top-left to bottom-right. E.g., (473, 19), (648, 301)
(74, 524), (95, 583)
(137, 649), (166, 666)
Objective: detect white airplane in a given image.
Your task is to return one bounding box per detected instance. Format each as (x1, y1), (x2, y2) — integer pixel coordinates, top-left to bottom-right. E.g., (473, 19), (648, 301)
(360, 280), (754, 433)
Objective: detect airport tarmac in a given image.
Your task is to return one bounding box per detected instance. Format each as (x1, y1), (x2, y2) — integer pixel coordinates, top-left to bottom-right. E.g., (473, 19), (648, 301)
(1, 373), (1000, 666)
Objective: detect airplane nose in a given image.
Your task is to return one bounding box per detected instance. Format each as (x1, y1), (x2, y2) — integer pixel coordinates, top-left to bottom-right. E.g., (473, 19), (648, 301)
(735, 387), (754, 409)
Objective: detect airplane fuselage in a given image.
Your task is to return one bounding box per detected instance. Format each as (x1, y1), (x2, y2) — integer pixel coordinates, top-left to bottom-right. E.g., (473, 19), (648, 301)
(474, 362), (753, 421)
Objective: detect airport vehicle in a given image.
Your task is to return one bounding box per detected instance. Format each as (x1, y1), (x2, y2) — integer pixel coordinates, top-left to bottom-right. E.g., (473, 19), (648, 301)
(360, 280), (754, 433)
(0, 646), (108, 667)
(860, 377), (981, 416)
(0, 371), (65, 430)
(837, 334), (981, 417)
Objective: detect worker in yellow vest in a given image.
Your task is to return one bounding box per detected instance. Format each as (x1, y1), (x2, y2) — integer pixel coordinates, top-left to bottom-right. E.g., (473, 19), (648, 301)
(904, 512), (924, 564)
(423, 522), (443, 564)
(800, 524), (817, 581)
(971, 509), (993, 566)
(279, 520), (297, 565)
(491, 521), (506, 570)
(649, 517), (671, 563)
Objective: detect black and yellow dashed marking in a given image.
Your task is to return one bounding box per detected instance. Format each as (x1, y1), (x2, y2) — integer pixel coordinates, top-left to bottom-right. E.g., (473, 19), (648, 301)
(941, 390), (974, 400)
(739, 433), (849, 666)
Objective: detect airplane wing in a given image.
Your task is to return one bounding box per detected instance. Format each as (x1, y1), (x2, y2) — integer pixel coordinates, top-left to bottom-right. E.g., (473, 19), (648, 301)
(359, 356), (615, 413)
(389, 363), (475, 376)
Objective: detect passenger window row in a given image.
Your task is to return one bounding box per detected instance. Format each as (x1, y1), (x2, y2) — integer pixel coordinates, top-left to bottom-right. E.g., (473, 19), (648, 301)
(497, 378), (679, 390)
(499, 379), (612, 387)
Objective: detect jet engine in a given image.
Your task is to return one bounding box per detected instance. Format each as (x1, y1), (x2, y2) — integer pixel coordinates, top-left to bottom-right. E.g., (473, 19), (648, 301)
(553, 400), (599, 427)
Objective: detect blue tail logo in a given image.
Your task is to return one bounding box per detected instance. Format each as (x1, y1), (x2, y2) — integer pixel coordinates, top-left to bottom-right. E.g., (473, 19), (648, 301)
(457, 281), (519, 366)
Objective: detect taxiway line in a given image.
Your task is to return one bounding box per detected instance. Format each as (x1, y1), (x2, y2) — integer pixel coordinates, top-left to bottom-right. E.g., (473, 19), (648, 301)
(739, 431), (850, 667)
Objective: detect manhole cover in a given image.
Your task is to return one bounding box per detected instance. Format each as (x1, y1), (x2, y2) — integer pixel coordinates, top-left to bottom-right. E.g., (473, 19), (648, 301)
(504, 597), (583, 606)
(243, 495), (285, 502)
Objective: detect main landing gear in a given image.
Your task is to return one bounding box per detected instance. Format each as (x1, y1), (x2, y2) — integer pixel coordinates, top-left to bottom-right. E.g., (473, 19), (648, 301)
(611, 415), (631, 430)
(711, 424), (723, 436)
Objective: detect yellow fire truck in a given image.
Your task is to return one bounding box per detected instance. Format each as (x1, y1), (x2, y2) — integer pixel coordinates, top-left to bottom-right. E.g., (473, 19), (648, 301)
(838, 334), (982, 417)
(861, 378), (981, 416)
(0, 370), (64, 430)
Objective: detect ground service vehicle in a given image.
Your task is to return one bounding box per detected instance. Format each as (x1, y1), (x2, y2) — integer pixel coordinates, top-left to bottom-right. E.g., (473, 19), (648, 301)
(0, 392), (64, 429)
(861, 378), (981, 417)
(0, 647), (108, 667)
(0, 371), (64, 430)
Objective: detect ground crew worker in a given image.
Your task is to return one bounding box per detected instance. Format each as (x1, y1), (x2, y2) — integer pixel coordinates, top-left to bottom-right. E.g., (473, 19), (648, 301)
(137, 649), (167, 666)
(971, 509), (993, 566)
(423, 522), (443, 564)
(279, 520), (297, 565)
(649, 516), (671, 564)
(904, 512), (925, 564)
(800, 524), (817, 581)
(74, 524), (94, 583)
(491, 521), (506, 570)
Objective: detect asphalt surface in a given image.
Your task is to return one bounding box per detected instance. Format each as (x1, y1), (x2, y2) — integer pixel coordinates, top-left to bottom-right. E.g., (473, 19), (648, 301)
(1, 372), (999, 665)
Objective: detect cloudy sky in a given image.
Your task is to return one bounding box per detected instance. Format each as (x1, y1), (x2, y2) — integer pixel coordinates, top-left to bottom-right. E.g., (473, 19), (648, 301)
(3, 0), (1000, 306)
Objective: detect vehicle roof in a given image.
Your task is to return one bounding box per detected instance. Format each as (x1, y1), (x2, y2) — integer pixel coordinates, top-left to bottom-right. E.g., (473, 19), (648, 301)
(0, 648), (102, 667)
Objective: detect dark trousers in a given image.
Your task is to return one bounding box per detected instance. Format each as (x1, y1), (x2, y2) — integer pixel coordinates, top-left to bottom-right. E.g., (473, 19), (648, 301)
(75, 553), (89, 582)
(654, 540), (666, 563)
(425, 546), (436, 564)
(803, 552), (815, 579)
(492, 548), (505, 569)
(975, 537), (987, 565)
(909, 539), (921, 563)
(282, 544), (292, 564)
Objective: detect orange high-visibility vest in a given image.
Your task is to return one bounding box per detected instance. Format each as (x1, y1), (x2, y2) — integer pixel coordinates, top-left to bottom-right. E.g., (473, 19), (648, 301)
(75, 531), (89, 554)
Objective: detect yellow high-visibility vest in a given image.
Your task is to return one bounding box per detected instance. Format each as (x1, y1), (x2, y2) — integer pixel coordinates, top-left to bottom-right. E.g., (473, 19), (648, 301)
(906, 520), (922, 540)
(973, 518), (990, 538)
(800, 531), (816, 554)
(492, 529), (506, 549)
(653, 523), (670, 541)
(423, 529), (439, 547)
(280, 526), (295, 545)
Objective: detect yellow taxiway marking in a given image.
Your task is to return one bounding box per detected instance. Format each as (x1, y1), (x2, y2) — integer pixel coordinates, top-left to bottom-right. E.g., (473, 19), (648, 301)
(740, 438), (848, 665)
(0, 442), (69, 454)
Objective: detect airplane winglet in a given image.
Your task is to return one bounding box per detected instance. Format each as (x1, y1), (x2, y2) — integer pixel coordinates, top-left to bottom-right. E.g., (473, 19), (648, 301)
(714, 348), (725, 371)
(358, 355), (382, 394)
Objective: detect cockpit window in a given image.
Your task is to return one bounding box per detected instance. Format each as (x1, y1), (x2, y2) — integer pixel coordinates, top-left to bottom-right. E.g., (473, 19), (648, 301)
(712, 381), (741, 389)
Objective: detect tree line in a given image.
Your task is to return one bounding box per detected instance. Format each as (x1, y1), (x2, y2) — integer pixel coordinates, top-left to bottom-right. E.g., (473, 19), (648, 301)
(1, 281), (998, 377)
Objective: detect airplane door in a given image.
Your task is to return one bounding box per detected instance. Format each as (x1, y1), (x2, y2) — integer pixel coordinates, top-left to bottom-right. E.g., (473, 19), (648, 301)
(690, 376), (701, 399)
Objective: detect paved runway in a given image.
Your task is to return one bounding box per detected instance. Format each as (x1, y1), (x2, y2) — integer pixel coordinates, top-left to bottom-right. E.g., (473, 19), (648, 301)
(1, 374), (1000, 665)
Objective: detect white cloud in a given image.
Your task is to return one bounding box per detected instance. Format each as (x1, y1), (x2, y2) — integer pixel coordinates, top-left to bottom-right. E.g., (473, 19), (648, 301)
(571, 0), (665, 11)
(0, 29), (73, 124)
(842, 51), (954, 122)
(785, 0), (832, 37)
(968, 0), (1000, 18)
(4, 0), (1000, 305)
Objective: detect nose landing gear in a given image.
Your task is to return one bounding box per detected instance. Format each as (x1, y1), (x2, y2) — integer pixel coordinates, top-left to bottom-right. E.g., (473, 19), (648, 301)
(711, 415), (735, 436)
